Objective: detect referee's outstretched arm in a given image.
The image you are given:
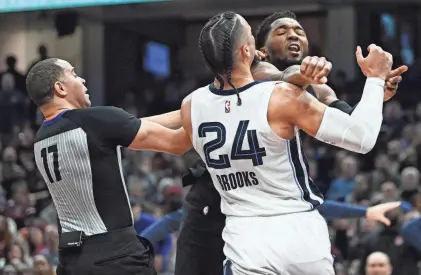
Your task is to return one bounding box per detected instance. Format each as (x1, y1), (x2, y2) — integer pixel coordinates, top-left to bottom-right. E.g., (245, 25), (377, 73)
(143, 110), (181, 129)
(77, 106), (191, 155)
(128, 119), (191, 155)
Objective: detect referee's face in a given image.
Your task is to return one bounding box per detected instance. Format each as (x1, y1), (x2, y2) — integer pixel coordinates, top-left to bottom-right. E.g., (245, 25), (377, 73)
(55, 59), (90, 108)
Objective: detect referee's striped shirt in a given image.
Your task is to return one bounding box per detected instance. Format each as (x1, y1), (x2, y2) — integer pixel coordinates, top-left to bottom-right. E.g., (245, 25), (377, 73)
(34, 106), (141, 236)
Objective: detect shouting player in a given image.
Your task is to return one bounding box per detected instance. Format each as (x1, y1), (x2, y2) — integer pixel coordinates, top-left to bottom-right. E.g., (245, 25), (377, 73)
(179, 11), (393, 275)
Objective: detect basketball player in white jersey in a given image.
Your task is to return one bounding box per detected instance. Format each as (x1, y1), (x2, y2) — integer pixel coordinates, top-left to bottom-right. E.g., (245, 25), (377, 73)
(179, 11), (393, 275)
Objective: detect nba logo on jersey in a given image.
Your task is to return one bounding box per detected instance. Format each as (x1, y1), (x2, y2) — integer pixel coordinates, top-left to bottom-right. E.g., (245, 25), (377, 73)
(225, 100), (231, 113)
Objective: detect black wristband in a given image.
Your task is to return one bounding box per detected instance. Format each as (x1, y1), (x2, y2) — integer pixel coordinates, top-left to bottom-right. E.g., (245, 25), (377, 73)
(329, 100), (357, 115)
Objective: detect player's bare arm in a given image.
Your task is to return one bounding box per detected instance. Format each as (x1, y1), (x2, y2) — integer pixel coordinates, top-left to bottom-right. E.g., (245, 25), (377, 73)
(252, 61), (285, 81)
(269, 44), (394, 154)
(143, 110), (181, 129)
(252, 59), (329, 88)
(128, 120), (192, 155)
(252, 59), (338, 106)
(252, 57), (407, 105)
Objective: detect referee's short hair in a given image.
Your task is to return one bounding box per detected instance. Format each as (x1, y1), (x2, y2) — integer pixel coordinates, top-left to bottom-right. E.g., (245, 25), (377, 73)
(26, 58), (65, 107)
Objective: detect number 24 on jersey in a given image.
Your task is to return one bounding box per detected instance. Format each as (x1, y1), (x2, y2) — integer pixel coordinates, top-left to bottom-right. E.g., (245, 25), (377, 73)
(198, 120), (266, 169)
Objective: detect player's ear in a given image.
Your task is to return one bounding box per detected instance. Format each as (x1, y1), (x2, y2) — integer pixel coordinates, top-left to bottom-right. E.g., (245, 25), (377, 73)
(241, 45), (251, 59)
(54, 81), (67, 98)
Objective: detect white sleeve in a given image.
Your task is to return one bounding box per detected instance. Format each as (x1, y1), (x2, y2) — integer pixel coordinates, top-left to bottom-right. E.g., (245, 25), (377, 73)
(315, 77), (385, 154)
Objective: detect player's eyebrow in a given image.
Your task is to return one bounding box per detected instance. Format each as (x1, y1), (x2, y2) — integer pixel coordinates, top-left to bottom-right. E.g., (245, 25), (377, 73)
(275, 23), (304, 31)
(270, 19), (304, 32)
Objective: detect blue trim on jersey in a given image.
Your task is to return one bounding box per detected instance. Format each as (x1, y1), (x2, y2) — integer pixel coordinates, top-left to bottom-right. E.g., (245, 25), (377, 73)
(300, 141), (324, 201)
(224, 260), (234, 275)
(288, 137), (322, 208)
(42, 110), (69, 126)
(209, 81), (264, 96)
(286, 140), (305, 203)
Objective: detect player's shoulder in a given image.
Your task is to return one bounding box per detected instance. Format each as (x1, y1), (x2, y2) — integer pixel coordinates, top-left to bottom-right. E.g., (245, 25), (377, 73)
(268, 82), (306, 115)
(182, 92), (193, 106)
(193, 84), (211, 95)
(272, 82), (305, 100)
(184, 84), (210, 104)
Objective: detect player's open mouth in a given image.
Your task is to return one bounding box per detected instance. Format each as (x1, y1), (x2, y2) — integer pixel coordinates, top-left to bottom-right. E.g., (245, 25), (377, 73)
(287, 43), (300, 54)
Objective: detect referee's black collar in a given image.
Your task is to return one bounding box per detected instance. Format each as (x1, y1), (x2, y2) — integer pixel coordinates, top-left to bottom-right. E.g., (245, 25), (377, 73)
(209, 81), (266, 96)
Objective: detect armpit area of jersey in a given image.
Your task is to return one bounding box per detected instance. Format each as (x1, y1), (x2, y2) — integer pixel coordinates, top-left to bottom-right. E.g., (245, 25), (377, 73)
(329, 99), (356, 115)
(182, 160), (209, 187)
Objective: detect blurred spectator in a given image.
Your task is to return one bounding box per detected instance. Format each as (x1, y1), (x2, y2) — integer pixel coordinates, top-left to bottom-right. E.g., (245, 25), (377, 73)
(357, 207), (420, 275)
(119, 90), (139, 117)
(163, 72), (197, 111)
(347, 174), (371, 204)
(1, 148), (26, 196)
(365, 251), (392, 275)
(4, 182), (34, 229)
(0, 73), (25, 138)
(6, 242), (31, 270)
(39, 225), (58, 267)
(2, 265), (17, 275)
(32, 254), (54, 275)
(371, 154), (399, 191)
(27, 228), (45, 255)
(0, 56), (25, 95)
(400, 167), (420, 202)
(327, 156), (358, 200)
(27, 46), (49, 72)
(383, 102), (406, 140)
(0, 216), (14, 267)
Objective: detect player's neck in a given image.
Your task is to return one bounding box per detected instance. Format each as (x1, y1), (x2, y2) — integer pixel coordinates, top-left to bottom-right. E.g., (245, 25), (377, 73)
(40, 100), (76, 120)
(214, 70), (254, 90)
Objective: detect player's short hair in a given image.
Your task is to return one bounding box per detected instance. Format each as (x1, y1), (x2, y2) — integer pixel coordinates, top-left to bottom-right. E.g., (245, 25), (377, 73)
(198, 11), (247, 105)
(255, 10), (297, 49)
(26, 58), (64, 107)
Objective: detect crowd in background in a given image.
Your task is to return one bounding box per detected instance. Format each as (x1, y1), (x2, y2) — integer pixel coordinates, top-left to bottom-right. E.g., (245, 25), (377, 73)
(0, 40), (421, 275)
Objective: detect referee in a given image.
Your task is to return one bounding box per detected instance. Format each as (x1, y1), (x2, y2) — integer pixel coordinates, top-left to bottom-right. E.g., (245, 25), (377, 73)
(26, 58), (190, 275)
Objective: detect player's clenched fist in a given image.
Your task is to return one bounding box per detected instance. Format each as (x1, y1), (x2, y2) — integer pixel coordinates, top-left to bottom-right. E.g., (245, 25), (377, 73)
(356, 44), (393, 80)
(300, 56), (332, 85)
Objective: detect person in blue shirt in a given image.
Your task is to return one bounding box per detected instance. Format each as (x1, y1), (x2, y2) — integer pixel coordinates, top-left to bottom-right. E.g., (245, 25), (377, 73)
(327, 156), (358, 200)
(401, 215), (421, 253)
(141, 201), (404, 244)
(131, 200), (172, 273)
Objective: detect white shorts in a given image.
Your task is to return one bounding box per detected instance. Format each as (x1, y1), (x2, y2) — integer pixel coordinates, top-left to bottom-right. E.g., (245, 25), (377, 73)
(222, 210), (334, 275)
